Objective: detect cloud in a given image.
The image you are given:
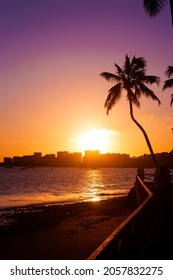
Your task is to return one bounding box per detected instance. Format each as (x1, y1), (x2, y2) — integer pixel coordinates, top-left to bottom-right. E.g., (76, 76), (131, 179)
(69, 128), (119, 140)
(68, 138), (80, 143)
(103, 129), (120, 136)
(140, 114), (155, 122)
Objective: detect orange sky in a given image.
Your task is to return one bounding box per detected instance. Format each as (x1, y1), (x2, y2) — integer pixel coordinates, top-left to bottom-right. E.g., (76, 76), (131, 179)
(0, 0), (172, 162)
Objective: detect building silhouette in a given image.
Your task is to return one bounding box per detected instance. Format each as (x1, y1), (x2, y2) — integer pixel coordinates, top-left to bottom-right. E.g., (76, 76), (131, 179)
(2, 149), (173, 168)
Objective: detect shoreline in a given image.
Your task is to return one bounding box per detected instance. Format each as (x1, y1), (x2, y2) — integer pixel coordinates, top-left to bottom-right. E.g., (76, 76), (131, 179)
(0, 196), (132, 260)
(0, 191), (129, 210)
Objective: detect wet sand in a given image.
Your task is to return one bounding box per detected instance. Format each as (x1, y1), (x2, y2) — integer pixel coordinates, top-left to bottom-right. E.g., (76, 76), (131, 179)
(0, 197), (132, 260)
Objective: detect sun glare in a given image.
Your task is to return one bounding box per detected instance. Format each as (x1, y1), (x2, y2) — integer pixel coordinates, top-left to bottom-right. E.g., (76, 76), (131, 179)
(79, 129), (110, 153)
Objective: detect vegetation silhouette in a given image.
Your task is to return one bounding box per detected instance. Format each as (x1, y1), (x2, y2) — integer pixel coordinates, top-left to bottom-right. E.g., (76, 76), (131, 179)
(100, 54), (161, 167)
(143, 0), (173, 26)
(163, 65), (173, 106)
(143, 1), (173, 131)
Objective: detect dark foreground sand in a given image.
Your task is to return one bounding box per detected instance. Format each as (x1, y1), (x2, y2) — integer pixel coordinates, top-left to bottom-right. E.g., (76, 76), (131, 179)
(0, 197), (132, 260)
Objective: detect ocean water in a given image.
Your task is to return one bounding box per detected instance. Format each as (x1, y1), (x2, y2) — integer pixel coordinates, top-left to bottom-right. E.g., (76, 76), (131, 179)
(0, 167), (154, 209)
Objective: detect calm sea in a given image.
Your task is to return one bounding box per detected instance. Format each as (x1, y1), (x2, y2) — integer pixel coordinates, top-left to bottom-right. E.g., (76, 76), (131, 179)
(0, 167), (155, 209)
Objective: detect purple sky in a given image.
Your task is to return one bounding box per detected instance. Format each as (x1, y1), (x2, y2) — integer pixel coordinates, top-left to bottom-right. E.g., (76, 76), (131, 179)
(0, 0), (172, 160)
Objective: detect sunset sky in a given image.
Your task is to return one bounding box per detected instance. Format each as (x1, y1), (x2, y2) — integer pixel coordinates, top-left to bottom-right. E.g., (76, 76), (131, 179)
(0, 0), (173, 161)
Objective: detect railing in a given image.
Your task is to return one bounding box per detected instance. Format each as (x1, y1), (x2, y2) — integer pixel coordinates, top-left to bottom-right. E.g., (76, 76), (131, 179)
(144, 172), (173, 183)
(144, 173), (155, 182)
(88, 176), (166, 260)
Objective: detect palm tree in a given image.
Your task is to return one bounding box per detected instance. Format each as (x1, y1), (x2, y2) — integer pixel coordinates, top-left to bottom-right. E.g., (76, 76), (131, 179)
(163, 65), (173, 106)
(143, 0), (173, 26)
(100, 54), (161, 167)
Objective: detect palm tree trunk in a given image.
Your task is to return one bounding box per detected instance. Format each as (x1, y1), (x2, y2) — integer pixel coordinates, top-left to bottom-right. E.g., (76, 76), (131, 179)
(128, 96), (158, 167)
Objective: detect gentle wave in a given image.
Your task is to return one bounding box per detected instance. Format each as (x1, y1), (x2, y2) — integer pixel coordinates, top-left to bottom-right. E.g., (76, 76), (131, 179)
(0, 167), (154, 208)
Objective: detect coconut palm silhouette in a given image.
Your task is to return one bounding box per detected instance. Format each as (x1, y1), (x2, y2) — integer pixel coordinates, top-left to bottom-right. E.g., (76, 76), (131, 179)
(143, 0), (173, 26)
(163, 66), (173, 106)
(100, 54), (161, 167)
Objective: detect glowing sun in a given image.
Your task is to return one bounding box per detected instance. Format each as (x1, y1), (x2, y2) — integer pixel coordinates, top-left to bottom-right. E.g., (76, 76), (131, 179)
(79, 129), (110, 153)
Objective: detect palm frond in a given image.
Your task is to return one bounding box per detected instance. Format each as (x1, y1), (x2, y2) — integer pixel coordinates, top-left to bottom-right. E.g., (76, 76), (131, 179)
(142, 75), (160, 85)
(134, 84), (141, 98)
(114, 63), (124, 77)
(143, 0), (166, 17)
(170, 0), (173, 26)
(123, 54), (131, 76)
(101, 54), (161, 116)
(163, 74), (173, 105)
(132, 56), (146, 70)
(131, 69), (146, 80)
(130, 57), (146, 79)
(104, 83), (122, 114)
(138, 82), (161, 105)
(163, 78), (173, 90)
(170, 93), (173, 106)
(165, 66), (173, 78)
(127, 90), (141, 108)
(100, 72), (120, 83)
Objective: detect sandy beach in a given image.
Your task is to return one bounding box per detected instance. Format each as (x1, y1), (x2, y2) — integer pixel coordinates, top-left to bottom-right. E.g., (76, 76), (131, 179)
(0, 196), (132, 260)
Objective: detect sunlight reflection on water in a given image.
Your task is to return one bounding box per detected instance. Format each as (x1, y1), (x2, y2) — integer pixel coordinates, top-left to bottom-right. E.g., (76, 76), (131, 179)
(0, 167), (154, 208)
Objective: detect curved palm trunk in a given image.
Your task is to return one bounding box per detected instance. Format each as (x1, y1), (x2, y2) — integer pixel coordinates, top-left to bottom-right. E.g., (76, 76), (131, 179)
(128, 95), (158, 167)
